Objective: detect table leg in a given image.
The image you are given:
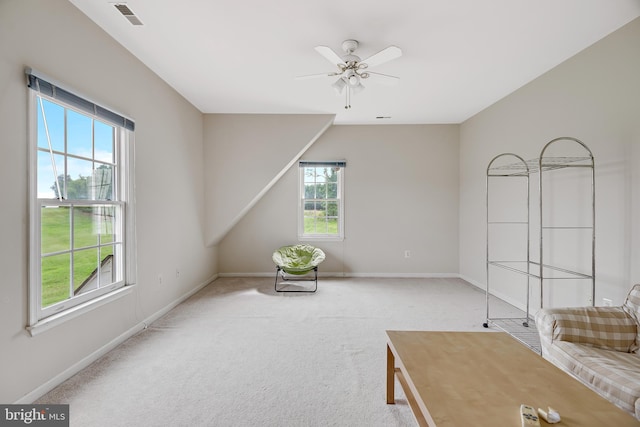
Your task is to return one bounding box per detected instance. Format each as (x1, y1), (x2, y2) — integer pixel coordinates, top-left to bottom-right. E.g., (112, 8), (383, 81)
(386, 344), (395, 404)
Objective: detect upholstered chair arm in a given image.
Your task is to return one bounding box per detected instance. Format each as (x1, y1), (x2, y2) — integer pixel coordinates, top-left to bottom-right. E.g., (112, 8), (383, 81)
(535, 306), (638, 353)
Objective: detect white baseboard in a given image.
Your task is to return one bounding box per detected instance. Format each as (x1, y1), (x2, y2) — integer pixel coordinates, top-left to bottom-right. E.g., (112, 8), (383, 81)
(219, 272), (460, 279)
(344, 272), (459, 278)
(219, 272), (274, 278)
(459, 274), (527, 313)
(459, 274), (484, 290)
(17, 273), (219, 404)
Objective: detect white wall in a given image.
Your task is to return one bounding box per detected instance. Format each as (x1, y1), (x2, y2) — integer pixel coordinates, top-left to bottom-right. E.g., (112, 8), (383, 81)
(459, 17), (640, 307)
(218, 124), (460, 276)
(0, 0), (217, 403)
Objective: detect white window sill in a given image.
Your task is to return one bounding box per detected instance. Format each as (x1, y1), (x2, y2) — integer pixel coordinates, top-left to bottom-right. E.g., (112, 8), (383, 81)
(298, 235), (344, 242)
(27, 286), (134, 337)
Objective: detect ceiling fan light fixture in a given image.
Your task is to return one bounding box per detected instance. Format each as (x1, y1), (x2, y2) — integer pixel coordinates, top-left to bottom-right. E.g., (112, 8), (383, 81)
(351, 82), (365, 94)
(332, 78), (346, 95)
(344, 69), (359, 87)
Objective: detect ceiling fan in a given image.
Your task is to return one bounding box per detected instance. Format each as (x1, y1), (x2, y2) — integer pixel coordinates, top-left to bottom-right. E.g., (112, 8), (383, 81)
(297, 40), (402, 109)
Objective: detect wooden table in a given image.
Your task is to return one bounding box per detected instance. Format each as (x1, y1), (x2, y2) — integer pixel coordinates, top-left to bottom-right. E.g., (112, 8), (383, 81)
(386, 331), (639, 426)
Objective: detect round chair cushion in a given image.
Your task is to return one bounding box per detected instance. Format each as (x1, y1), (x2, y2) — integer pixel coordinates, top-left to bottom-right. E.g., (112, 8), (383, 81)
(272, 245), (326, 275)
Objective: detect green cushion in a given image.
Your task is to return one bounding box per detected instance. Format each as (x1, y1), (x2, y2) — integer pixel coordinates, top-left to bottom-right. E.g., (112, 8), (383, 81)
(272, 245), (325, 275)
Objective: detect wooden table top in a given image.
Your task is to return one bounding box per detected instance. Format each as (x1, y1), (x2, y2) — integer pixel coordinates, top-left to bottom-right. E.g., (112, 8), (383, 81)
(386, 331), (639, 426)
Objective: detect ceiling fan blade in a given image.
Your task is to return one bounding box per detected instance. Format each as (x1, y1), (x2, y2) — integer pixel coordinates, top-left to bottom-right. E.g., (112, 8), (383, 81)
(295, 72), (340, 80)
(361, 46), (402, 68)
(314, 46), (347, 67)
(365, 71), (400, 86)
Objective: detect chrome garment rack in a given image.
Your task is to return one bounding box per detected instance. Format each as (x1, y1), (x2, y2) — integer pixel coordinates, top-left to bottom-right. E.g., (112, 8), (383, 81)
(484, 137), (595, 348)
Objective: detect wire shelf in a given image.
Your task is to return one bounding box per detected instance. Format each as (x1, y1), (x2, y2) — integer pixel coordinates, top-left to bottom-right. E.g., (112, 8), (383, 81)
(489, 318), (541, 354)
(488, 156), (593, 176)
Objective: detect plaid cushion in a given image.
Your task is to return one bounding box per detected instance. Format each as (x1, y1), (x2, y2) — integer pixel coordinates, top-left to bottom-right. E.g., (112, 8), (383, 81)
(623, 284), (640, 349)
(536, 306), (637, 352)
(544, 341), (640, 418)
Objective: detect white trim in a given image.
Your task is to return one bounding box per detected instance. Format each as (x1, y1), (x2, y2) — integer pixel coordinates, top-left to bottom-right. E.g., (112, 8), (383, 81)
(298, 235), (345, 242)
(298, 163), (345, 240)
(459, 274), (528, 312)
(459, 274), (484, 291)
(17, 273), (218, 403)
(27, 91), (40, 326)
(27, 286), (133, 336)
(344, 272), (459, 278)
(28, 91), (136, 327)
(219, 272), (460, 279)
(122, 130), (137, 285)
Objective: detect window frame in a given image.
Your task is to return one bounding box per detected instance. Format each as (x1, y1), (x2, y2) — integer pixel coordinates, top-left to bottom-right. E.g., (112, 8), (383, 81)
(27, 88), (136, 336)
(298, 161), (345, 241)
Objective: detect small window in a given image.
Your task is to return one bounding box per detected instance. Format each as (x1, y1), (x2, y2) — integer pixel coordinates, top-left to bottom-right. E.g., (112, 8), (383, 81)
(298, 161), (345, 240)
(27, 70), (136, 333)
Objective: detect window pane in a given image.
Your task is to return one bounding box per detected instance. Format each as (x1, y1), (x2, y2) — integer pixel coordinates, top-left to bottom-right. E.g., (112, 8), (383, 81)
(315, 218), (328, 234)
(41, 206), (70, 254)
(91, 164), (113, 201)
(67, 109), (92, 158)
(37, 151), (64, 199)
(37, 98), (64, 152)
(73, 206), (97, 249)
(96, 206), (116, 244)
(327, 183), (337, 198)
(304, 168), (316, 183)
(73, 248), (99, 291)
(303, 184), (314, 199)
(66, 158), (93, 199)
(42, 253), (70, 308)
(304, 216), (315, 234)
(94, 121), (114, 163)
(326, 201), (338, 218)
(327, 218), (338, 234)
(316, 183), (324, 198)
(99, 245), (116, 287)
(304, 202), (317, 233)
(315, 168), (327, 183)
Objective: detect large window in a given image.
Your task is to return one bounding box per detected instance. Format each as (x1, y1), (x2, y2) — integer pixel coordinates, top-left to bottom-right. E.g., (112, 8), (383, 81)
(298, 161), (345, 240)
(27, 70), (135, 333)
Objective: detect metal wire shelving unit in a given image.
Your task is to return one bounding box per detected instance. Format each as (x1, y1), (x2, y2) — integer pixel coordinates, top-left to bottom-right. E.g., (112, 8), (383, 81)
(483, 137), (595, 353)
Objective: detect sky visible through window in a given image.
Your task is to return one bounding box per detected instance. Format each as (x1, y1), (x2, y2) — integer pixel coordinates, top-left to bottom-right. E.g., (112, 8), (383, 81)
(37, 97), (114, 199)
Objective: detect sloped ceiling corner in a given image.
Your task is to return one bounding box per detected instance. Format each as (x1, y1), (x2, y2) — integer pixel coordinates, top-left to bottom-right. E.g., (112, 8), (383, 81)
(203, 114), (335, 246)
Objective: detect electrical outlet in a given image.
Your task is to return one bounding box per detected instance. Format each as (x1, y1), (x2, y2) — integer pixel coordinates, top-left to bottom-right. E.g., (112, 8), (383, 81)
(158, 274), (163, 285)
(603, 298), (612, 307)
(404, 250), (411, 258)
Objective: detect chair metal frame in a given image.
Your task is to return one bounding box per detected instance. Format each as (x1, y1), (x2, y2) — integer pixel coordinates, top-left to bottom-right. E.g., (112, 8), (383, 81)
(274, 266), (318, 293)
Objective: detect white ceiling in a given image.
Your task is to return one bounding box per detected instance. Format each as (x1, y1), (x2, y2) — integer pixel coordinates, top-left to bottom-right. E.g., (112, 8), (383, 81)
(69, 0), (640, 124)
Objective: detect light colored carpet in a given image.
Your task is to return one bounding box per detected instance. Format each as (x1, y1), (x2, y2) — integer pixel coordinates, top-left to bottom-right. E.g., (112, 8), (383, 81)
(36, 277), (524, 426)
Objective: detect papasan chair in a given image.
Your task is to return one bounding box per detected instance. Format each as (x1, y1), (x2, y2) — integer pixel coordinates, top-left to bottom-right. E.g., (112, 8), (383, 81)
(272, 244), (325, 293)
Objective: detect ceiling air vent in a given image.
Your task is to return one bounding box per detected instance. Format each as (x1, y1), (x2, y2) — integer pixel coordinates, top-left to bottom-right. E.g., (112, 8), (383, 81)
(114, 4), (143, 26)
